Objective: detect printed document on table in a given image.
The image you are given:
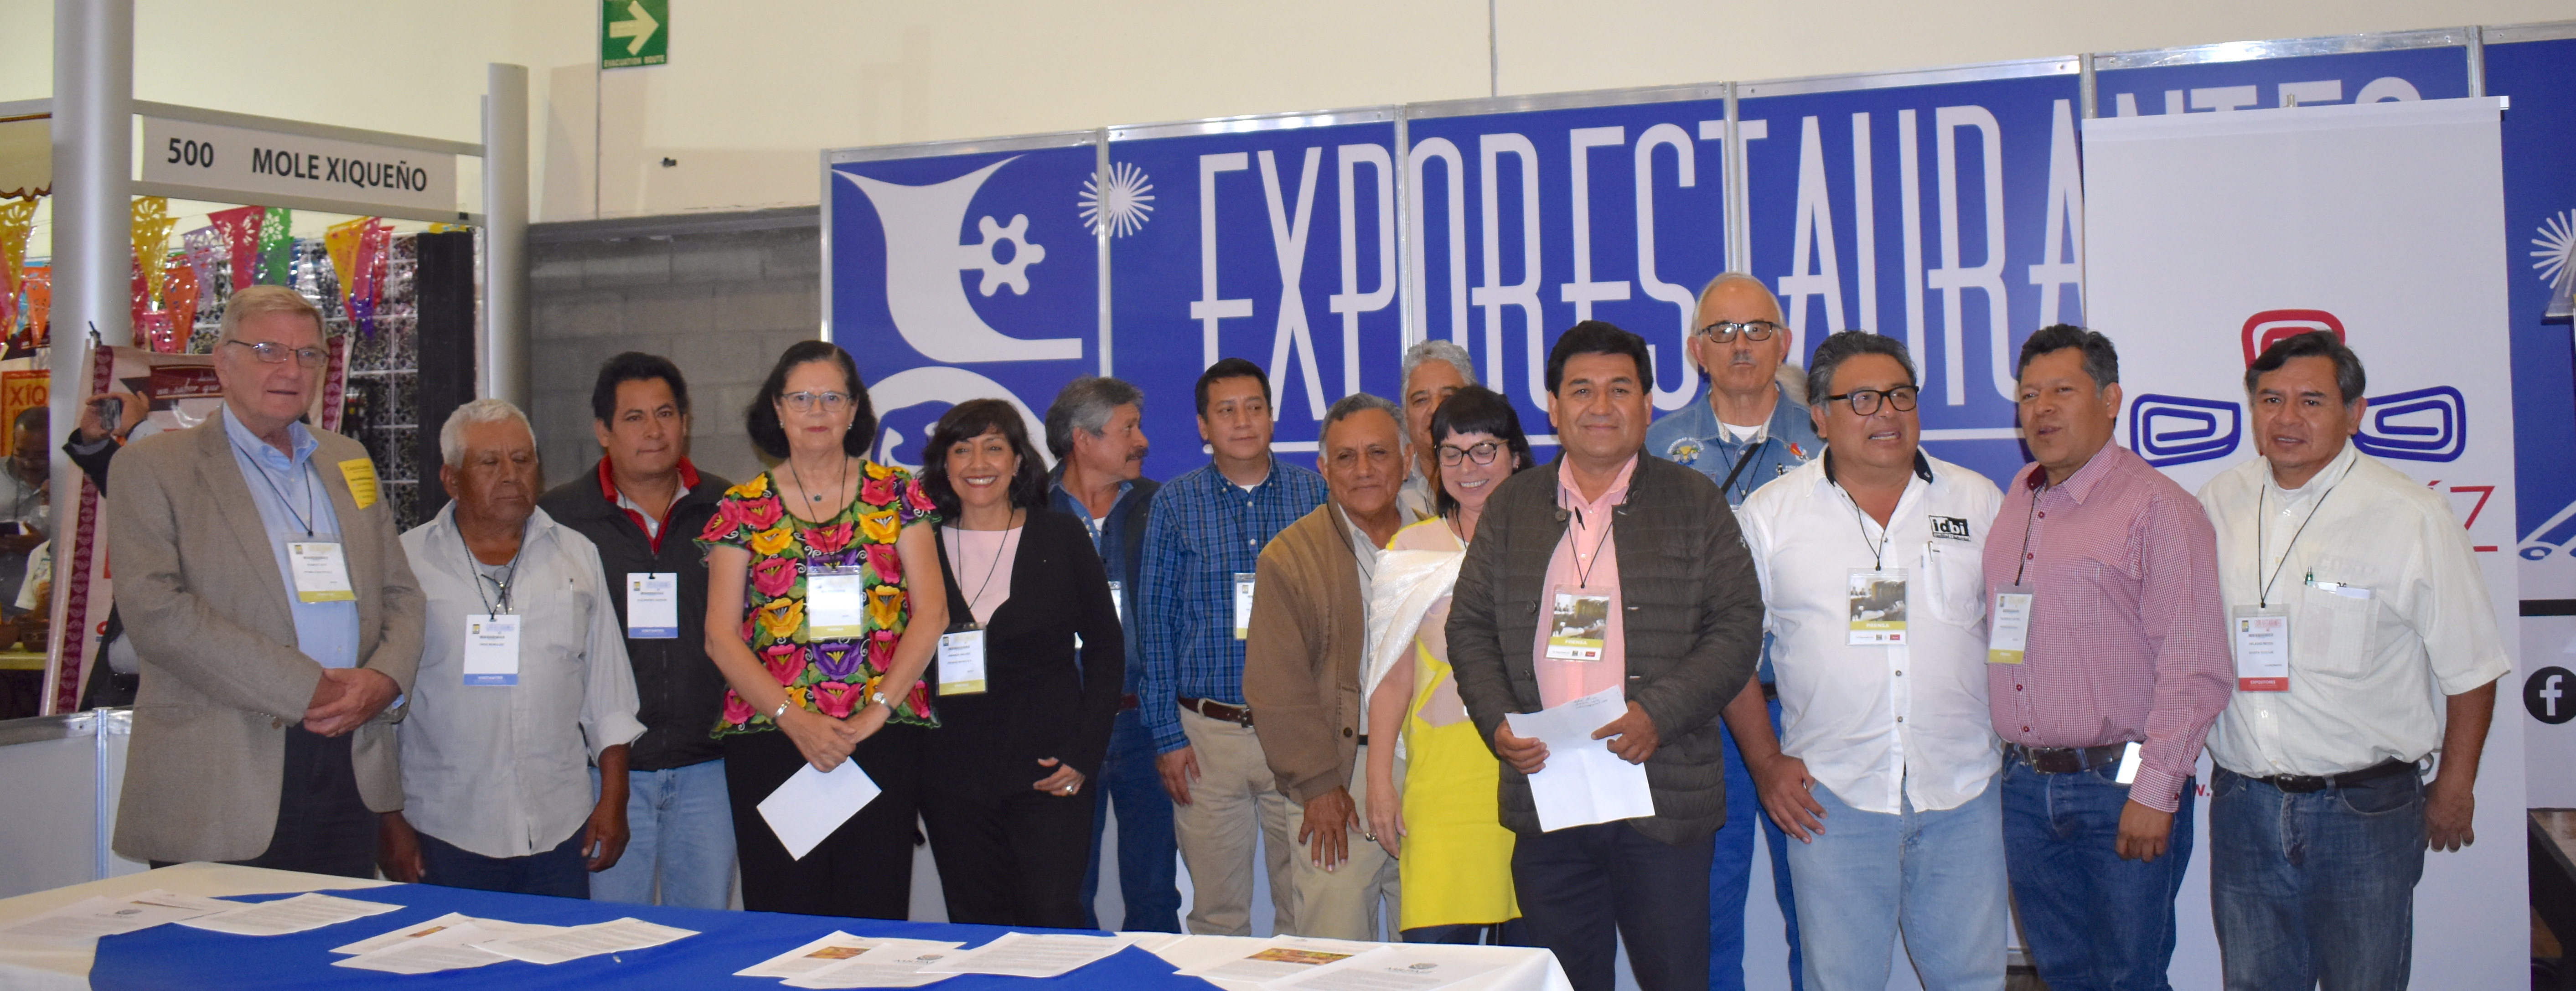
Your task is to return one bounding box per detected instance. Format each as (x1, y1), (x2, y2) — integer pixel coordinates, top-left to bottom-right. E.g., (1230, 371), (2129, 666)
(784, 939), (967, 989)
(759, 760), (882, 861)
(1260, 945), (1506, 991)
(915, 931), (1136, 978)
(1502, 685), (1656, 831)
(1176, 935), (1376, 981)
(0, 889), (235, 941)
(481, 917), (697, 965)
(333, 920), (562, 975)
(735, 930), (892, 978)
(176, 893), (403, 936)
(331, 913), (560, 954)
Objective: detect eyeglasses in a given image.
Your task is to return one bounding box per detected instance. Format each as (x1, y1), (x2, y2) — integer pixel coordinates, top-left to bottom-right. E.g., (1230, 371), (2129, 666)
(781, 391), (853, 413)
(1436, 441), (1503, 466)
(1823, 386), (1921, 415)
(1696, 320), (1780, 343)
(224, 340), (327, 369)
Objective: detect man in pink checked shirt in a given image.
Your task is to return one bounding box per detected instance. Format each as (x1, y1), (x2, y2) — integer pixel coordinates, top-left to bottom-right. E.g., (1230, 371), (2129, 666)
(1982, 324), (2231, 991)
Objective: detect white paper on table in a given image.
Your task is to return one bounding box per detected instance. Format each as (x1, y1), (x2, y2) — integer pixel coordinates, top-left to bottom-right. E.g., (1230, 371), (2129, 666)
(914, 931), (1136, 978)
(175, 893), (403, 936)
(331, 913), (561, 955)
(1175, 935), (1377, 981)
(784, 938), (968, 989)
(1260, 945), (1507, 991)
(735, 930), (891, 977)
(481, 916), (698, 965)
(0, 889), (236, 942)
(1502, 685), (1656, 831)
(759, 760), (883, 861)
(331, 919), (556, 975)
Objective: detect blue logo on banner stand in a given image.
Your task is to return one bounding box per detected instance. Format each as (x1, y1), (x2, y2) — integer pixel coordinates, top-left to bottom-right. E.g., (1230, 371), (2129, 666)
(2128, 394), (2241, 467)
(2354, 385), (2467, 462)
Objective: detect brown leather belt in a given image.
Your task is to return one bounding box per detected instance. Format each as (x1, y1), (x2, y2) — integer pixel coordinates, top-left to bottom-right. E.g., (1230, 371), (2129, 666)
(2008, 742), (2131, 774)
(1119, 693), (1139, 712)
(2246, 758), (2416, 794)
(1179, 696), (1253, 727)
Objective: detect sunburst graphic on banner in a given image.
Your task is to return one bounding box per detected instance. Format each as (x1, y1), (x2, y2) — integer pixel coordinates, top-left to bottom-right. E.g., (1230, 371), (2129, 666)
(2537, 209), (2576, 290)
(1080, 162), (1155, 238)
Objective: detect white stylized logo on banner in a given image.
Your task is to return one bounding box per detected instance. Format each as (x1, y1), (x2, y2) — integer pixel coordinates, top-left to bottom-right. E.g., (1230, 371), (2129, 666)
(865, 366), (1053, 474)
(839, 158), (1078, 363)
(1082, 161), (1155, 237)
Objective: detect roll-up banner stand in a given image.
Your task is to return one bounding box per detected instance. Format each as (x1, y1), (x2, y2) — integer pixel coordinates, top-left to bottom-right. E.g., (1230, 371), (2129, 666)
(823, 131), (1102, 473)
(1403, 86), (1732, 452)
(2487, 19), (2576, 806)
(1735, 58), (2083, 488)
(1107, 108), (1402, 475)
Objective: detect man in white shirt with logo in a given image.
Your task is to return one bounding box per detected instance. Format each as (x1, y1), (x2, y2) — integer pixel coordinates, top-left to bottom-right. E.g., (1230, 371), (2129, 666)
(1732, 331), (2007, 991)
(2194, 331), (2507, 991)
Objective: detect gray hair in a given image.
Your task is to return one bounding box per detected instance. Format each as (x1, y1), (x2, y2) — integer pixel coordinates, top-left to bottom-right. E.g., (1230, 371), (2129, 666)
(1043, 376), (1144, 459)
(1322, 392), (1402, 442)
(439, 397), (535, 466)
(1400, 339), (1476, 388)
(1805, 331), (1918, 409)
(1695, 272), (1785, 322)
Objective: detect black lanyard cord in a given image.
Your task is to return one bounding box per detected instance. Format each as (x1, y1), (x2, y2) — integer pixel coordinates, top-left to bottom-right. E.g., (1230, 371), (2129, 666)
(235, 442), (320, 538)
(1841, 486), (1893, 571)
(1566, 505), (1618, 590)
(2255, 480), (2341, 609)
(1715, 437), (1771, 504)
(2011, 489), (2040, 587)
(458, 522), (522, 615)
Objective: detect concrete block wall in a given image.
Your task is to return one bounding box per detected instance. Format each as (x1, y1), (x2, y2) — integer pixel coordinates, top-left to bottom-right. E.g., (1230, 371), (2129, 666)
(526, 208), (819, 490)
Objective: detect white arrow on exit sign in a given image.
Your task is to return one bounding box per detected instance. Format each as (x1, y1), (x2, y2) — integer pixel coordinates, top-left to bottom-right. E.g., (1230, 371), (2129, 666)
(609, 1), (660, 56)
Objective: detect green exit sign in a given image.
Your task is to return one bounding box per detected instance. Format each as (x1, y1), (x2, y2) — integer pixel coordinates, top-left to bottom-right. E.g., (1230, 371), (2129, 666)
(602, 0), (667, 68)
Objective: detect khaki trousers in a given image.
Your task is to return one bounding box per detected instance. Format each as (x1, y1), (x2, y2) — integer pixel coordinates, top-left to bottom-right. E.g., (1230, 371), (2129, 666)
(1174, 707), (1296, 935)
(1282, 743), (1402, 940)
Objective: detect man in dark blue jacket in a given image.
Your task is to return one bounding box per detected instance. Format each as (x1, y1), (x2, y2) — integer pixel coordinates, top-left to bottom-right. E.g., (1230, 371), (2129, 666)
(1045, 375), (1179, 933)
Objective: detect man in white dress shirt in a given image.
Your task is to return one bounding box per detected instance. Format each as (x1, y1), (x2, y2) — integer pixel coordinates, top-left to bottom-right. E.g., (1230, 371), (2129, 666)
(1732, 331), (2007, 991)
(377, 398), (645, 898)
(2194, 331), (2508, 991)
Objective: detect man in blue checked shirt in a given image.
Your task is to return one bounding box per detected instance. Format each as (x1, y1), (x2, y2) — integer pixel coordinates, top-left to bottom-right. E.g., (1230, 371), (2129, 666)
(1641, 272), (1818, 991)
(1138, 357), (1329, 937)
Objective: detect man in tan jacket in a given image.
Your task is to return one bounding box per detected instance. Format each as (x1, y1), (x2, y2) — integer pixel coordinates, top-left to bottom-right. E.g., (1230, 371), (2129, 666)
(109, 286), (426, 877)
(1245, 393), (1420, 939)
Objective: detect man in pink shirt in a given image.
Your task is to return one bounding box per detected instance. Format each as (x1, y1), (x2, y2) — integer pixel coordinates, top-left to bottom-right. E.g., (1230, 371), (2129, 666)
(1982, 324), (2231, 991)
(1449, 322), (1764, 991)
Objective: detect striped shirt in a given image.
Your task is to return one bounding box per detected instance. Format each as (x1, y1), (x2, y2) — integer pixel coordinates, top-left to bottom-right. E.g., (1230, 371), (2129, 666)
(1981, 443), (2232, 813)
(1136, 457), (1329, 753)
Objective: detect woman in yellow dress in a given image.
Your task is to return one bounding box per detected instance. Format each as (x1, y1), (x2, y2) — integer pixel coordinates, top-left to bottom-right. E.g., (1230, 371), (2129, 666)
(1363, 385), (1535, 943)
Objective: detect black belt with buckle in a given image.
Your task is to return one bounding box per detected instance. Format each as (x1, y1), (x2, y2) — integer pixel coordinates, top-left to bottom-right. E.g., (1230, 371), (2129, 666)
(2009, 742), (2131, 774)
(1179, 696), (1254, 727)
(2249, 758), (2416, 794)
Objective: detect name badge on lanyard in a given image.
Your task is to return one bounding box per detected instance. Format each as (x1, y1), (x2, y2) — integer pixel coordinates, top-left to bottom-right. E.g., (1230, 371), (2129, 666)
(807, 565), (870, 640)
(2230, 605), (2291, 692)
(938, 627), (988, 694)
(1545, 586), (1611, 661)
(288, 542), (356, 603)
(463, 614), (521, 686)
(627, 573), (678, 639)
(1107, 579), (1125, 628)
(1989, 584), (2033, 664)
(1233, 573), (1257, 640)
(1847, 569), (1908, 645)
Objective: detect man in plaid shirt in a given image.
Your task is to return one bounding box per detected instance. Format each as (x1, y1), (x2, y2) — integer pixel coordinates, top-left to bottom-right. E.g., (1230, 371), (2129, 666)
(1137, 358), (1328, 936)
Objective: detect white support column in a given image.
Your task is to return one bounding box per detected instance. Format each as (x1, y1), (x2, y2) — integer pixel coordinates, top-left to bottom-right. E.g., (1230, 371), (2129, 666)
(481, 63), (530, 406)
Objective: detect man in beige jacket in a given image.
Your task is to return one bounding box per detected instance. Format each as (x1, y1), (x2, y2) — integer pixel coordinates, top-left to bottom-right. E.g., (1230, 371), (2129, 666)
(109, 286), (425, 877)
(1245, 393), (1420, 939)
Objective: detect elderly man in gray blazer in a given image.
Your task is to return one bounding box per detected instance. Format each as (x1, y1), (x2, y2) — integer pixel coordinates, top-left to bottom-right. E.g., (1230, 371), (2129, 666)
(109, 285), (426, 877)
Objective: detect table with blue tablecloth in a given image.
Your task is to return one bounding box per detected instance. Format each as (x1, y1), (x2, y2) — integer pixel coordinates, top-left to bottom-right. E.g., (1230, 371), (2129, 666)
(0, 864), (1571, 991)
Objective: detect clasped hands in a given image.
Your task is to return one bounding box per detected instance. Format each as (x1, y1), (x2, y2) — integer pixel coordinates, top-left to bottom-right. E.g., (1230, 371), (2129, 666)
(302, 666), (399, 736)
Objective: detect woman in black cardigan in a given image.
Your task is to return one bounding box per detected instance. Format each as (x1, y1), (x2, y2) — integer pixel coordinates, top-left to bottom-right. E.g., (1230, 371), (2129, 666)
(916, 398), (1125, 928)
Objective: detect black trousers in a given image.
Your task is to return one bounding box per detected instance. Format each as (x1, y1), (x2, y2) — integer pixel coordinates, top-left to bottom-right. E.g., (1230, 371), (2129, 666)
(152, 726), (377, 878)
(724, 724), (921, 919)
(1510, 820), (1713, 991)
(919, 777), (1095, 928)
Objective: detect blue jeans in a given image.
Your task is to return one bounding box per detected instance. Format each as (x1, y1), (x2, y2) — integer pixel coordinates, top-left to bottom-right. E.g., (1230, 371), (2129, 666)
(1785, 778), (2007, 991)
(2209, 765), (2425, 991)
(2001, 755), (2196, 991)
(1711, 695), (1802, 991)
(417, 828), (590, 899)
(588, 760), (736, 909)
(1080, 708), (1183, 932)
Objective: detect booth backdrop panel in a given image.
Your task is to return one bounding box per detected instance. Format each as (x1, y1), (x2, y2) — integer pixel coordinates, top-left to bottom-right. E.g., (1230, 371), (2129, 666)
(1405, 94), (1731, 449)
(2093, 41), (2472, 118)
(829, 141), (1098, 473)
(1737, 67), (2082, 487)
(1108, 113), (1400, 475)
(2084, 96), (2525, 991)
(2488, 31), (2576, 804)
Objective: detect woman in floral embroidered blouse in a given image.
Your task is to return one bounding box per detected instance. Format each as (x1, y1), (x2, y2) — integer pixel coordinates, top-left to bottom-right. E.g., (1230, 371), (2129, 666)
(701, 341), (947, 919)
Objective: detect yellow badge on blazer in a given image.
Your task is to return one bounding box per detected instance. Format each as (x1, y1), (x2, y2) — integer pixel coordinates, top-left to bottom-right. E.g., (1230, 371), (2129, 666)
(338, 458), (380, 509)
